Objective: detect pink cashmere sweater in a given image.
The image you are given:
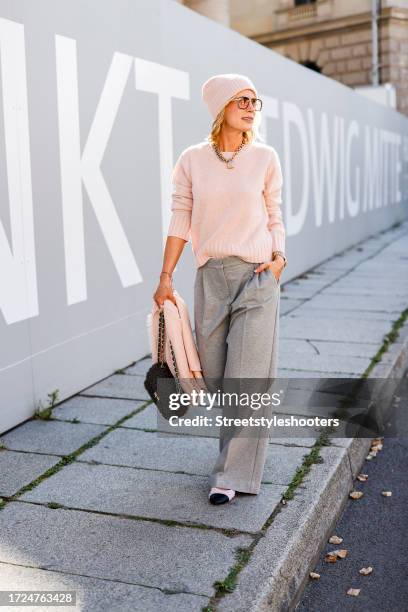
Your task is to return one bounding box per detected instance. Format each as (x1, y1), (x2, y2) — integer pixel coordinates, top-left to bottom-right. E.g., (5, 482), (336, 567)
(167, 140), (285, 269)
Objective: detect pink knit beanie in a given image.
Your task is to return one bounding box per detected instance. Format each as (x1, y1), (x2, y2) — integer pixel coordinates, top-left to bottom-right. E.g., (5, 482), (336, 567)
(202, 73), (258, 120)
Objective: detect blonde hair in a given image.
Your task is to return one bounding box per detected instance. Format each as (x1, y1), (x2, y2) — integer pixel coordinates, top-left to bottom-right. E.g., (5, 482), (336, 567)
(205, 93), (265, 148)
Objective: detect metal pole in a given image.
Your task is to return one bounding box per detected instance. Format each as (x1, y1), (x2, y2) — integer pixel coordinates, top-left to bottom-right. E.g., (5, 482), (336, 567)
(371, 0), (380, 86)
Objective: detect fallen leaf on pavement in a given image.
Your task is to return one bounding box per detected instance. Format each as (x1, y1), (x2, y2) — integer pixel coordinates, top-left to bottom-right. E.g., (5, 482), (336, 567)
(381, 491), (392, 497)
(349, 490), (364, 499)
(331, 549), (348, 559)
(359, 566), (373, 575)
(347, 588), (361, 596)
(329, 535), (343, 544)
(371, 438), (383, 451)
(357, 473), (368, 482)
(325, 553), (338, 563)
(309, 572), (320, 579)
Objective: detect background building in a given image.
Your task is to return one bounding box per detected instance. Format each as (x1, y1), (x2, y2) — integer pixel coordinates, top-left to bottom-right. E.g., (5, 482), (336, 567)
(177, 0), (408, 116)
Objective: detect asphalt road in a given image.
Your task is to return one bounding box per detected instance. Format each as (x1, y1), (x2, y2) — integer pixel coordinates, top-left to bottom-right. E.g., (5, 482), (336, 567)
(295, 368), (408, 611)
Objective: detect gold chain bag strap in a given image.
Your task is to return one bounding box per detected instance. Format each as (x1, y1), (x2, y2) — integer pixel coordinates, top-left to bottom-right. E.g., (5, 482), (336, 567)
(144, 308), (187, 420)
(158, 310), (183, 394)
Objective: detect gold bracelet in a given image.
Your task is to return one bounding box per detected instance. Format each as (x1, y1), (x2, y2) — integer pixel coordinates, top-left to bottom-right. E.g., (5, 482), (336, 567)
(272, 251), (287, 268)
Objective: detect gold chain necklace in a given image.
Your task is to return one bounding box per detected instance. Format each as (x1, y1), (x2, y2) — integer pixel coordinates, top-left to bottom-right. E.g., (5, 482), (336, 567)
(212, 139), (246, 170)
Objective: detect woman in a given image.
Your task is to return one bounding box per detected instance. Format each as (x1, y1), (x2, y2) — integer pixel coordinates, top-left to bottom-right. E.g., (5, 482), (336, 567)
(153, 73), (287, 505)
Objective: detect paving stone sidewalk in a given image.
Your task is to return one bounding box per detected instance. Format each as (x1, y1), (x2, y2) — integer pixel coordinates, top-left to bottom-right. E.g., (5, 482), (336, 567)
(1, 220), (407, 611)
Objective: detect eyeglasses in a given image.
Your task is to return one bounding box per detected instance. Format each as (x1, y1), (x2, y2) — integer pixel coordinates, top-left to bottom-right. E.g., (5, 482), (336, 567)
(232, 96), (263, 111)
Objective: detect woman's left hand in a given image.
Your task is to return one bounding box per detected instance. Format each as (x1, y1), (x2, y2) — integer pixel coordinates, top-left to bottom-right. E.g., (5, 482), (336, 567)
(254, 259), (284, 281)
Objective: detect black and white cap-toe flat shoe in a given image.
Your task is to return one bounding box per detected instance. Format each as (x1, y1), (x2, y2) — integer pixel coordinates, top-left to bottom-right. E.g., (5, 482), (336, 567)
(208, 487), (236, 505)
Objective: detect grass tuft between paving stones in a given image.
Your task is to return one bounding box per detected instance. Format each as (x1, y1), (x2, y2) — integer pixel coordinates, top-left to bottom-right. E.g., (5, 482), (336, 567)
(213, 547), (252, 593)
(17, 499), (246, 538)
(365, 307), (408, 377)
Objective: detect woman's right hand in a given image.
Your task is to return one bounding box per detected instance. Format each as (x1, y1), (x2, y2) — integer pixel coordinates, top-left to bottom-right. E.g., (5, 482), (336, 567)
(153, 275), (177, 308)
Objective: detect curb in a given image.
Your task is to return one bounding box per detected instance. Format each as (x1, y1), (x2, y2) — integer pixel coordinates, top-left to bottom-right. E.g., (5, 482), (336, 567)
(217, 319), (408, 612)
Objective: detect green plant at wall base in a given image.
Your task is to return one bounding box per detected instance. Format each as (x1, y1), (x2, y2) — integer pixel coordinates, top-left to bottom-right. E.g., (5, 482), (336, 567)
(34, 405), (53, 420)
(34, 389), (60, 420)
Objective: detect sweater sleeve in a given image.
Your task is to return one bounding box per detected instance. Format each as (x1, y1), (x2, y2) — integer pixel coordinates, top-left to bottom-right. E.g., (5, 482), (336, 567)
(264, 148), (285, 254)
(167, 151), (192, 242)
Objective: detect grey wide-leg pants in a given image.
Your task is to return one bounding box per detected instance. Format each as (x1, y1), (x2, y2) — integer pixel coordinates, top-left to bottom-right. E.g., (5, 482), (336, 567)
(194, 255), (280, 494)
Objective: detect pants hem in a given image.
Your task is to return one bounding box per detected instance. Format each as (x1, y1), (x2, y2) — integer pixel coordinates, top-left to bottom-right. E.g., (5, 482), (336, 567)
(209, 477), (260, 495)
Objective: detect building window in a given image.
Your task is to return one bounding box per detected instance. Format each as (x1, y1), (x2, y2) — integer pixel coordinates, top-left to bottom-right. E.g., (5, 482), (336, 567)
(300, 60), (321, 73)
(294, 0), (316, 5)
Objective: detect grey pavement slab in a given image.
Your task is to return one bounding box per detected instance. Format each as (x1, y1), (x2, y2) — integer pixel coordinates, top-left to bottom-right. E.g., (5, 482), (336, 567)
(330, 273), (408, 287)
(262, 444), (310, 484)
(307, 339), (378, 358)
(0, 420), (106, 456)
(78, 428), (310, 485)
(77, 428), (221, 475)
(346, 269), (408, 282)
(120, 405), (158, 430)
(297, 293), (406, 313)
(279, 286), (329, 300)
(0, 450), (60, 496)
(20, 462), (284, 532)
(278, 338), (378, 359)
(279, 338), (377, 359)
(282, 278), (331, 291)
(288, 273), (330, 291)
(52, 396), (145, 425)
(0, 563), (209, 612)
(125, 357), (151, 377)
(351, 258), (408, 272)
(316, 253), (398, 274)
(269, 437), (317, 448)
(271, 386), (359, 419)
(122, 404), (221, 436)
(278, 338), (321, 356)
(309, 253), (373, 270)
(0, 502), (249, 598)
(81, 374), (150, 401)
(323, 281), (408, 297)
(121, 406), (320, 448)
(279, 298), (304, 314)
(304, 268), (341, 276)
(277, 368), (360, 378)
(287, 307), (396, 322)
(278, 351), (371, 375)
(280, 317), (390, 343)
